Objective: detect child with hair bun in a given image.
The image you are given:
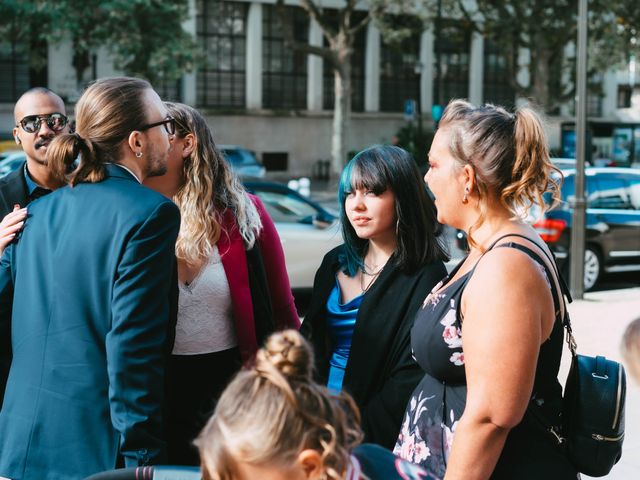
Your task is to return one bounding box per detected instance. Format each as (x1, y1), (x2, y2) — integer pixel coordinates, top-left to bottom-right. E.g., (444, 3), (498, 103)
(196, 329), (431, 480)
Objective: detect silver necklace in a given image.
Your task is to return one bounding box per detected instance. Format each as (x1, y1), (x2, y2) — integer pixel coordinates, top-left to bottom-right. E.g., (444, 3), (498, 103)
(359, 261), (386, 292)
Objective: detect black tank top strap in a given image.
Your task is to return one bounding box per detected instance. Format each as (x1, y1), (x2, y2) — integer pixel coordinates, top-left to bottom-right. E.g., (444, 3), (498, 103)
(485, 232), (572, 302)
(492, 242), (563, 319)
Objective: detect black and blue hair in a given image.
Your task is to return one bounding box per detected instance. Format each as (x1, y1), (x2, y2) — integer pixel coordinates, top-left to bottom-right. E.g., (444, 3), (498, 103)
(338, 145), (449, 276)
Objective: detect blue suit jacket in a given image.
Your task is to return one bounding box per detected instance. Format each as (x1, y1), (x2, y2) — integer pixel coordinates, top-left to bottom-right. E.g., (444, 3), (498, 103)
(0, 164), (180, 480)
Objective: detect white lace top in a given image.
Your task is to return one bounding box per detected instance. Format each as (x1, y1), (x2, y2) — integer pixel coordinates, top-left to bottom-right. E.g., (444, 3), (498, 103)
(172, 245), (237, 355)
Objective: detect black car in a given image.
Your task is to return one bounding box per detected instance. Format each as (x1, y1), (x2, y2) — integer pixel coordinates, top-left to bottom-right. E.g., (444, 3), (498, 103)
(534, 167), (640, 290)
(455, 168), (640, 291)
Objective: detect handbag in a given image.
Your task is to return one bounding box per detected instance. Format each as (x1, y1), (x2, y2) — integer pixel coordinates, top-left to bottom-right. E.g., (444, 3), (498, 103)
(560, 315), (626, 477)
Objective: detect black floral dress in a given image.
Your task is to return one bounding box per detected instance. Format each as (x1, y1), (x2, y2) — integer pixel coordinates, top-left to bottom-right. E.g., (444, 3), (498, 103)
(394, 240), (578, 479)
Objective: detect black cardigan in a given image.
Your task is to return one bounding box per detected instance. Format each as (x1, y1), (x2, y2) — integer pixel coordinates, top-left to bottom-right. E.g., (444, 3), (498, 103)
(301, 245), (447, 449)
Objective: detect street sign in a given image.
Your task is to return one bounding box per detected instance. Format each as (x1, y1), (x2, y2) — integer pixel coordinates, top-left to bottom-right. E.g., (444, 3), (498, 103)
(432, 104), (444, 123)
(404, 99), (417, 121)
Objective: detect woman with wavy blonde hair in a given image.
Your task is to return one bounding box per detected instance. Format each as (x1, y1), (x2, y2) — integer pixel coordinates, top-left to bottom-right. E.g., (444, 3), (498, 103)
(394, 100), (577, 478)
(145, 103), (299, 465)
(197, 329), (431, 480)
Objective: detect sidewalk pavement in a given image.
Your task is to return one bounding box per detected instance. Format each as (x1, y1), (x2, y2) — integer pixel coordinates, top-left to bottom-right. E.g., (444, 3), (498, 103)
(565, 287), (640, 479)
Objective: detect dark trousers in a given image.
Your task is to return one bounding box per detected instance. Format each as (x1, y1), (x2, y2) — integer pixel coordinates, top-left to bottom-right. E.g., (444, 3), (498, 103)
(165, 347), (242, 465)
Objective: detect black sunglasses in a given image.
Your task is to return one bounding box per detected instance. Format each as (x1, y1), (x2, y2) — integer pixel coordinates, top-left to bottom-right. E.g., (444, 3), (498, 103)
(139, 117), (176, 135)
(17, 113), (68, 134)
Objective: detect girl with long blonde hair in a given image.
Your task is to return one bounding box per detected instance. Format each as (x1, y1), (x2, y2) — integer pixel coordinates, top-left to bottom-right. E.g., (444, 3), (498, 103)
(145, 103), (299, 465)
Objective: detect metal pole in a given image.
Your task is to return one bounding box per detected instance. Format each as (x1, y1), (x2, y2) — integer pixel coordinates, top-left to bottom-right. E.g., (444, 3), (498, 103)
(436, 0), (443, 104)
(570, 0), (588, 299)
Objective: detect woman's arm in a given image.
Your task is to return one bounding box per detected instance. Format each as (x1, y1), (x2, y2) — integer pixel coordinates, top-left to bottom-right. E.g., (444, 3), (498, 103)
(443, 248), (555, 479)
(252, 195), (300, 330)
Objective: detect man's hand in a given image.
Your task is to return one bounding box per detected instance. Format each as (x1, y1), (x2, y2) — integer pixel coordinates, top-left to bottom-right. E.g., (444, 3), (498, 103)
(0, 206), (27, 256)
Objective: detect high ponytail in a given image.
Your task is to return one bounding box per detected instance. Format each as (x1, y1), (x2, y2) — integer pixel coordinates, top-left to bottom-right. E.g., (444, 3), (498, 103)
(438, 99), (562, 250)
(196, 330), (363, 480)
(504, 107), (562, 217)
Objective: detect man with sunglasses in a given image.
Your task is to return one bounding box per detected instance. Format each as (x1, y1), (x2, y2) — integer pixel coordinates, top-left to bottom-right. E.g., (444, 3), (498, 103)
(0, 88), (69, 255)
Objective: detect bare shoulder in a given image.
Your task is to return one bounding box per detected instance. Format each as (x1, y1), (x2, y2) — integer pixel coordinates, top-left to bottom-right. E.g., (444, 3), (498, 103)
(466, 246), (550, 299)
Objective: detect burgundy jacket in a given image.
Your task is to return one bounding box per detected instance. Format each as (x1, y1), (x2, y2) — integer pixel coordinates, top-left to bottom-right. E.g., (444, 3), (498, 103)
(217, 194), (299, 361)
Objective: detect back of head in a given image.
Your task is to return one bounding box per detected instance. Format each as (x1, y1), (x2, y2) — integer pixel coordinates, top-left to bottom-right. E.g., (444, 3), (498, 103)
(196, 330), (362, 480)
(338, 145), (448, 276)
(48, 77), (151, 186)
(438, 99), (560, 244)
(622, 317), (640, 383)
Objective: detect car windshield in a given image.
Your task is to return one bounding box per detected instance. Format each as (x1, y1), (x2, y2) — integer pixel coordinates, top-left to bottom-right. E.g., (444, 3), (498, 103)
(253, 190), (319, 223)
(222, 148), (258, 166)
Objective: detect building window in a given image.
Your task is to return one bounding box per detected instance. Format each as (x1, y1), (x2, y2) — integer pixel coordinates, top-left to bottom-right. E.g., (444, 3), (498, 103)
(587, 75), (604, 117)
(433, 21), (470, 105)
(483, 39), (515, 108)
(617, 85), (633, 108)
(196, 0), (247, 108)
(379, 19), (421, 112)
(0, 40), (46, 103)
(322, 11), (366, 112)
(262, 5), (309, 110)
(156, 78), (183, 103)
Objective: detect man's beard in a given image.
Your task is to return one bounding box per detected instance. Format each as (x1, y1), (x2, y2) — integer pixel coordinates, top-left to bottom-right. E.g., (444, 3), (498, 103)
(146, 154), (168, 178)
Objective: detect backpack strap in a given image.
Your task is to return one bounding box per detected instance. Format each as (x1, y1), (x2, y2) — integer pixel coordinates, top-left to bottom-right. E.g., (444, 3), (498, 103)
(492, 241), (564, 320)
(487, 233), (572, 303)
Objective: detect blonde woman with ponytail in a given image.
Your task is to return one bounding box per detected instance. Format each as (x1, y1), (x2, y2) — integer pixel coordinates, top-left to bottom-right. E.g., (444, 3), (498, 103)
(394, 100), (578, 479)
(144, 103), (299, 465)
(196, 329), (431, 480)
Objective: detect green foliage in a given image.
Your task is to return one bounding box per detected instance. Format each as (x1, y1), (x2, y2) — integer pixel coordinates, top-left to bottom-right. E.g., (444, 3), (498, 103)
(0, 0), (199, 87)
(394, 122), (434, 171)
(448, 0), (639, 112)
(0, 0), (51, 70)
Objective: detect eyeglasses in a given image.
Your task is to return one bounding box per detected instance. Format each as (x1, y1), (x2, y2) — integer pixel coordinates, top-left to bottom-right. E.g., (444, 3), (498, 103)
(17, 113), (68, 133)
(139, 117), (176, 135)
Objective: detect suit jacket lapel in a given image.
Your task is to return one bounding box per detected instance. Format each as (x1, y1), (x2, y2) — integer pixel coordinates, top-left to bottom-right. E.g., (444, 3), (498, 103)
(0, 163), (29, 216)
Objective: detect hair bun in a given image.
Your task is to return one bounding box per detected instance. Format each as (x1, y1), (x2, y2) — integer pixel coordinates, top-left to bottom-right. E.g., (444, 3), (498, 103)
(256, 330), (313, 381)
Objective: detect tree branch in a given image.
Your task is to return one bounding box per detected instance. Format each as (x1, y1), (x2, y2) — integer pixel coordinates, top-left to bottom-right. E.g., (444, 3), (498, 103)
(456, 0), (485, 35)
(299, 0), (336, 38)
(275, 0), (335, 64)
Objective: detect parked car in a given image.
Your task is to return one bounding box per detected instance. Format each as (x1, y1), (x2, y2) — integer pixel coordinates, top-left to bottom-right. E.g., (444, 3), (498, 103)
(219, 145), (266, 178)
(0, 151), (26, 178)
(454, 168), (640, 291)
(534, 167), (640, 290)
(243, 179), (341, 300)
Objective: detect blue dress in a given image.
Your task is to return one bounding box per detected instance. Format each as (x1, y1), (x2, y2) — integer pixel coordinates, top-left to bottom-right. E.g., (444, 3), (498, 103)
(326, 279), (363, 392)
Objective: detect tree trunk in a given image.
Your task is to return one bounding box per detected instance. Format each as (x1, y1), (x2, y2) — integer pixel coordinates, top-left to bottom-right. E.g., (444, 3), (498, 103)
(529, 40), (553, 112)
(331, 58), (352, 175)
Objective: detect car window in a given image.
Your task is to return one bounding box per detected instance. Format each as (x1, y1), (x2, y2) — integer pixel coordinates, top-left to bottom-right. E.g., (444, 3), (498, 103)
(253, 190), (318, 223)
(222, 149), (256, 166)
(627, 176), (640, 210)
(589, 176), (632, 210)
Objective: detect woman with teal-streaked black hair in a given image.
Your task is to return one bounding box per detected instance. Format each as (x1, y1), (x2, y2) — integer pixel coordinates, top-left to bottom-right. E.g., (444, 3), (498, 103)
(301, 145), (449, 449)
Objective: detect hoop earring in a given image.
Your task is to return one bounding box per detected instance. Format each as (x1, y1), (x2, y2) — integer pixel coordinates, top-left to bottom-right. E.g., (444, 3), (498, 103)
(135, 151), (143, 158)
(395, 218), (400, 237)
